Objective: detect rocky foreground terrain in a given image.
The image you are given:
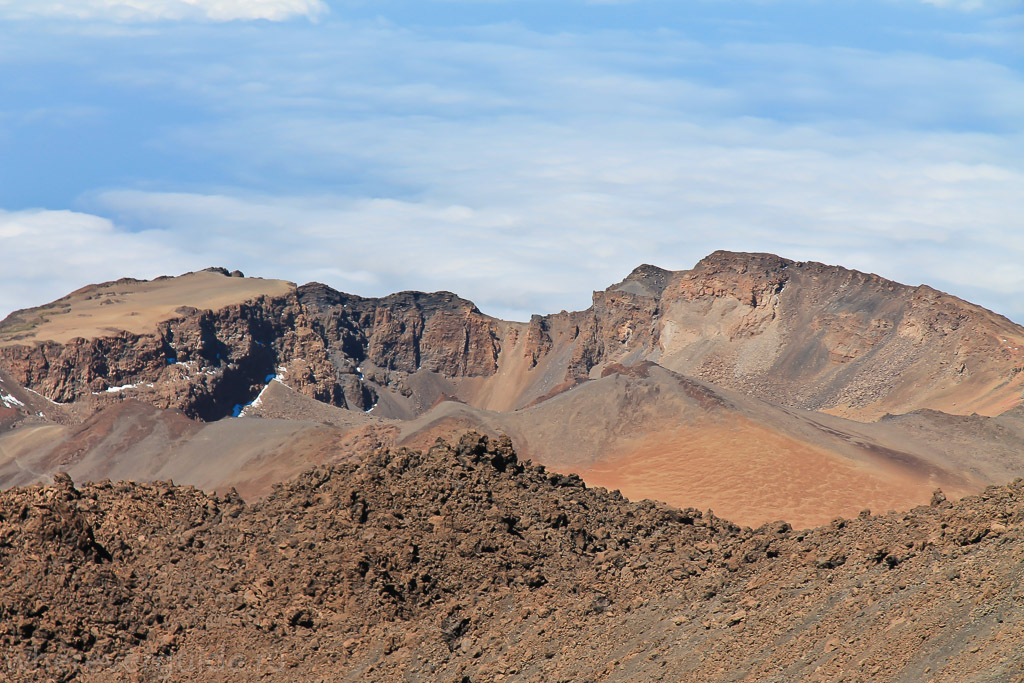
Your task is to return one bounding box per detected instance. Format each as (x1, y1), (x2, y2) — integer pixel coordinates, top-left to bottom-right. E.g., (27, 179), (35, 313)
(2, 434), (1023, 682)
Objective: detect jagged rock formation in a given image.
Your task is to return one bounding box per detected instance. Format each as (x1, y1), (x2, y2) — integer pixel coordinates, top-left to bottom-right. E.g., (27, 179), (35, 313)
(4, 252), (1022, 425)
(0, 274), (505, 421)
(1, 436), (1023, 682)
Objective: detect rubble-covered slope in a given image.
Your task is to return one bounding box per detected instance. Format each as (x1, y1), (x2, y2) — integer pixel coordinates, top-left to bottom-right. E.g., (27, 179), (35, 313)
(2, 435), (1023, 682)
(7, 364), (1024, 528)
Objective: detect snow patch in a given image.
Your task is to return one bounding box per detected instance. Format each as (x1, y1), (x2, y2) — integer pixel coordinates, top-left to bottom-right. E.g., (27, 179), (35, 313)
(1, 392), (25, 408)
(105, 383), (140, 393)
(238, 374), (281, 417)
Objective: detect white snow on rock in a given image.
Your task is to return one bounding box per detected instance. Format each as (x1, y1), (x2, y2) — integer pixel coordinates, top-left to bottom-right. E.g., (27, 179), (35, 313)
(1, 392), (25, 408)
(105, 383), (141, 393)
(239, 374), (282, 417)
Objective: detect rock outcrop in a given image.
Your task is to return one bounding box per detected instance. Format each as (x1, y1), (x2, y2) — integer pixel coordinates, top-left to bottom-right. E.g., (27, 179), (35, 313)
(649, 251), (1024, 419)
(0, 297), (285, 420)
(0, 277), (504, 420)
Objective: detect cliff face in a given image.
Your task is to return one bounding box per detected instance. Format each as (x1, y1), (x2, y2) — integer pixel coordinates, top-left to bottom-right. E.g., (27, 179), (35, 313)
(0, 298), (285, 421)
(0, 278), (505, 420)
(1, 252), (1022, 423)
(292, 286), (502, 411)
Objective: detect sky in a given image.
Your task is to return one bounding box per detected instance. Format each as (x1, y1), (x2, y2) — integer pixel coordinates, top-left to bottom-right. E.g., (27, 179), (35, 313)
(0, 0), (1022, 323)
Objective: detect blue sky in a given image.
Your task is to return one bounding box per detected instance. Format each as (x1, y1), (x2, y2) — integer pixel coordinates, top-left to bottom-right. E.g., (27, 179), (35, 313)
(0, 0), (1022, 322)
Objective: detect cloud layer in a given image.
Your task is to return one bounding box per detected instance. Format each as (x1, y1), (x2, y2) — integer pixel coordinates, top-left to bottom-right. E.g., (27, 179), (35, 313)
(1, 6), (1022, 323)
(5, 117), (1023, 324)
(0, 0), (327, 21)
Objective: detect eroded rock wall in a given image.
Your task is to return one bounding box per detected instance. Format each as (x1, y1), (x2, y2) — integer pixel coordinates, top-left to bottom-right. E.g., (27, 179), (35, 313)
(0, 285), (506, 420)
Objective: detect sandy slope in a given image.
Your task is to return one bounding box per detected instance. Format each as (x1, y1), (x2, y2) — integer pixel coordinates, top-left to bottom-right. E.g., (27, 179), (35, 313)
(385, 363), (1019, 528)
(0, 397), (393, 501)
(4, 359), (1009, 528)
(0, 270), (294, 346)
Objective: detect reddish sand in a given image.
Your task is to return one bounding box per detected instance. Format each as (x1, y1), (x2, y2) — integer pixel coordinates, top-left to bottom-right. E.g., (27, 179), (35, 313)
(576, 417), (970, 529)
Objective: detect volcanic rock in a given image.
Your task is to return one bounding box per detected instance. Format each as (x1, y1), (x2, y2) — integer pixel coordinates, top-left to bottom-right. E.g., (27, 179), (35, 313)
(0, 436), (1022, 681)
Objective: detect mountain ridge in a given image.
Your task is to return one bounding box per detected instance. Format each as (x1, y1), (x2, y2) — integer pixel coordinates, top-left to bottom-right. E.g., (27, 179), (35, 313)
(3, 250), (1022, 422)
(3, 251), (1024, 527)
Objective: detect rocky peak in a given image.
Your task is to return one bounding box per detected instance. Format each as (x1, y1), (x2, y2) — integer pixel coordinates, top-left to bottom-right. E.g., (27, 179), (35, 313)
(297, 284), (485, 317)
(610, 264), (674, 298)
(380, 291), (484, 316)
(200, 266), (244, 278)
(693, 250), (795, 276)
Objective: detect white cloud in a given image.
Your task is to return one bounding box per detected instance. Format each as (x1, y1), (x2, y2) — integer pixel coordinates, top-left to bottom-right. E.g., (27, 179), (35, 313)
(2, 118), (1023, 323)
(67, 114), (1024, 322)
(4, 123), (1024, 326)
(0, 209), (197, 317)
(1, 17), (1022, 325)
(0, 0), (327, 22)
